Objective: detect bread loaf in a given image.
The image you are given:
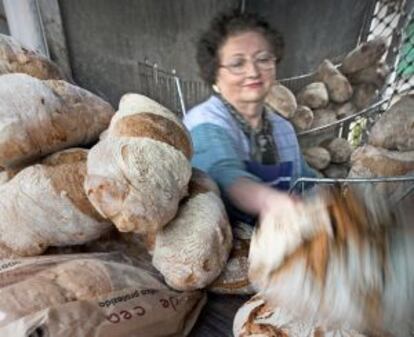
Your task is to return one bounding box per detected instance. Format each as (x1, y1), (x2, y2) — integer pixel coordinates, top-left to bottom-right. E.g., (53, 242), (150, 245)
(348, 145), (414, 178)
(291, 105), (314, 131)
(152, 168), (232, 291)
(301, 107), (338, 147)
(333, 101), (357, 119)
(368, 94), (414, 151)
(0, 167), (19, 185)
(316, 59), (353, 103)
(0, 33), (65, 80)
(341, 37), (387, 74)
(323, 163), (350, 178)
(348, 61), (390, 88)
(0, 148), (112, 258)
(208, 221), (255, 295)
(248, 186), (414, 336)
(303, 147), (331, 170)
(233, 295), (367, 337)
(297, 82), (329, 109)
(352, 83), (378, 110)
(0, 74), (114, 168)
(320, 137), (353, 164)
(265, 83), (297, 119)
(85, 93), (192, 235)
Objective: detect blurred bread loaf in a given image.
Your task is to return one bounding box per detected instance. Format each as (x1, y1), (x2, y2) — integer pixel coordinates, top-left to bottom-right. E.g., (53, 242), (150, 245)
(248, 186), (414, 336)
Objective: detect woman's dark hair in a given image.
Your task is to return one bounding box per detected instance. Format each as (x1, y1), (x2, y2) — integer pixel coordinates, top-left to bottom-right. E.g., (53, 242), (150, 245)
(196, 9), (284, 86)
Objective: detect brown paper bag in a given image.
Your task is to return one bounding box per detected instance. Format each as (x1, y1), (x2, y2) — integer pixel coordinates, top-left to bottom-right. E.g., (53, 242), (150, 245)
(0, 252), (206, 337)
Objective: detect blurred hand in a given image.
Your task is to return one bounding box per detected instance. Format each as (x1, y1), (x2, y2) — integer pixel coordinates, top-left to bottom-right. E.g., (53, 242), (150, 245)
(250, 189), (331, 275)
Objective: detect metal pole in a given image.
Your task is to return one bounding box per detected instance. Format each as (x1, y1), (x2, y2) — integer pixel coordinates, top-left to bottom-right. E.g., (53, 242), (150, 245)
(240, 0), (246, 13)
(289, 175), (414, 192)
(173, 69), (187, 116)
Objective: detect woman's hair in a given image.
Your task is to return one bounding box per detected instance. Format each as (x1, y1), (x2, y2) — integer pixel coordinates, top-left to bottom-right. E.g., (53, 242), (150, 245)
(196, 9), (284, 86)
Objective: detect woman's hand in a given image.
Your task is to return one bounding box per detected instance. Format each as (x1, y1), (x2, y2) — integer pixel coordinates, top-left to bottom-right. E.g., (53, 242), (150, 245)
(227, 177), (331, 242)
(226, 177), (295, 217)
(250, 187), (332, 281)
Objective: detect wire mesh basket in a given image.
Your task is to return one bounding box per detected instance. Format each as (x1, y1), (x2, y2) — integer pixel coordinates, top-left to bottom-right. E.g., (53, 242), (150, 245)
(132, 1), (413, 121)
(130, 1), (414, 208)
(130, 0), (414, 159)
(290, 175), (414, 202)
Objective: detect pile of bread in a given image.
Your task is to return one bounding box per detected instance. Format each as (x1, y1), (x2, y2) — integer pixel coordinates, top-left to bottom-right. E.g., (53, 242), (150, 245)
(0, 33), (237, 332)
(347, 92), (414, 196)
(266, 37), (390, 178)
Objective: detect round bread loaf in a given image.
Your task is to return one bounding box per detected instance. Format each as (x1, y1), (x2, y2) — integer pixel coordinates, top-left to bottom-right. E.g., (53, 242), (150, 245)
(85, 94), (192, 235)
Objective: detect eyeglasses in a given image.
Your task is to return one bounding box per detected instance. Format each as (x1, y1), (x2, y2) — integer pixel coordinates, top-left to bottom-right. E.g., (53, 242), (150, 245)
(219, 53), (276, 75)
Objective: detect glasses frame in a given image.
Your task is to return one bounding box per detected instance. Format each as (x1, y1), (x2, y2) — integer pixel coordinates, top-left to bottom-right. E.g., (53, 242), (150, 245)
(219, 54), (277, 75)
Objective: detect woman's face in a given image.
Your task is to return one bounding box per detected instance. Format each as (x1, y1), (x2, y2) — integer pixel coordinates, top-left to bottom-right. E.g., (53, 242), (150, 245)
(216, 31), (276, 107)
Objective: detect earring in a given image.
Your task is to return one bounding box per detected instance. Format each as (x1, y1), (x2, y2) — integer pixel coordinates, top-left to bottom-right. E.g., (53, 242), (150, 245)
(212, 84), (220, 93)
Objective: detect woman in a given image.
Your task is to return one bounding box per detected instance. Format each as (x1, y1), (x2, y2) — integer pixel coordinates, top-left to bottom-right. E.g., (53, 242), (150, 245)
(183, 10), (316, 224)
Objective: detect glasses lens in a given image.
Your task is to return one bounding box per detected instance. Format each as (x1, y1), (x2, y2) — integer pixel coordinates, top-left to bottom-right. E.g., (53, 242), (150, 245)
(255, 54), (276, 70)
(221, 54), (275, 74)
(226, 60), (246, 75)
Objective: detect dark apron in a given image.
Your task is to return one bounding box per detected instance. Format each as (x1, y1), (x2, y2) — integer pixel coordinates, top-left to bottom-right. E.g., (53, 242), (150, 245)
(225, 161), (293, 225)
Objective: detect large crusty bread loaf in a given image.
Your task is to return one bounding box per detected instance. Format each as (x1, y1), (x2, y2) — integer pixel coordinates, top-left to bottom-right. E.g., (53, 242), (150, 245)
(0, 73), (114, 168)
(348, 144), (414, 178)
(0, 148), (112, 258)
(85, 93), (192, 235)
(368, 94), (414, 151)
(248, 186), (414, 337)
(0, 34), (65, 80)
(340, 37), (387, 74)
(152, 168), (232, 291)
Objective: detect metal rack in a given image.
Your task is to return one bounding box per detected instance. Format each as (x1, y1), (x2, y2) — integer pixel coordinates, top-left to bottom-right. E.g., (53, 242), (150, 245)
(133, 60), (187, 117)
(131, 0), (414, 121)
(289, 175), (414, 208)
